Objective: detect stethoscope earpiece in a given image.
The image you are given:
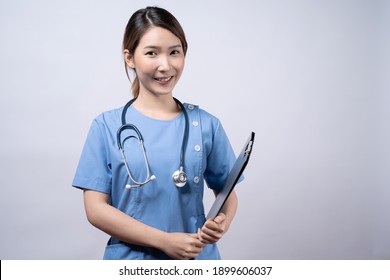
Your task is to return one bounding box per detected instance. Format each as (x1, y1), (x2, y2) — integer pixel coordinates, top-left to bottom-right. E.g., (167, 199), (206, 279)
(125, 174), (156, 189)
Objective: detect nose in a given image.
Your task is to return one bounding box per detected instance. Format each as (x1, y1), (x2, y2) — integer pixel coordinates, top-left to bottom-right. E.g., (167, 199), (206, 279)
(157, 55), (171, 72)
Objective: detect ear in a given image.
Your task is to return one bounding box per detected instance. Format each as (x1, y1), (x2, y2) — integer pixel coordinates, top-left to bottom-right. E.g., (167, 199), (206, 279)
(124, 49), (135, 69)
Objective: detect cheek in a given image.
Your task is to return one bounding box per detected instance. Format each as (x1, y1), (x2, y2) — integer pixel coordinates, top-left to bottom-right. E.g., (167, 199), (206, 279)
(133, 54), (155, 72)
(135, 61), (156, 76)
(174, 59), (185, 74)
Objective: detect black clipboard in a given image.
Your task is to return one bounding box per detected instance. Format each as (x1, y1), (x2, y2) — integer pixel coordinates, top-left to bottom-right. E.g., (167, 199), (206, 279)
(206, 132), (255, 220)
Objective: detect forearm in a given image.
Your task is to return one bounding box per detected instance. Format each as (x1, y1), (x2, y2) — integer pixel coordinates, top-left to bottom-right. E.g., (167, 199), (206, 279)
(200, 190), (238, 243)
(219, 190), (238, 231)
(83, 190), (166, 250)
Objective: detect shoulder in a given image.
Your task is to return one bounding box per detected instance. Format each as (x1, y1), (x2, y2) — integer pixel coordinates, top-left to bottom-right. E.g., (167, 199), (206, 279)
(92, 106), (124, 128)
(183, 102), (221, 130)
(94, 106), (123, 121)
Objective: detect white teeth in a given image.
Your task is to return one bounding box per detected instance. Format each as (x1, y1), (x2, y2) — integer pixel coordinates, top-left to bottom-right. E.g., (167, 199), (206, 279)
(155, 77), (172, 82)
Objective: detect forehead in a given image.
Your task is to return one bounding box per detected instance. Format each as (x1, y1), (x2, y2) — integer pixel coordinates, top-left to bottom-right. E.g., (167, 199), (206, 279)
(138, 27), (182, 48)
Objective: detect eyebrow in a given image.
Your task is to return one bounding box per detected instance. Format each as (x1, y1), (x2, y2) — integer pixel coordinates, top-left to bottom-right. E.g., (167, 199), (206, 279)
(143, 44), (182, 50)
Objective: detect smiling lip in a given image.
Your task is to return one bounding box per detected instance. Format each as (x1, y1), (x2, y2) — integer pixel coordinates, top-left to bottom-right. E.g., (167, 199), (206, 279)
(154, 76), (173, 84)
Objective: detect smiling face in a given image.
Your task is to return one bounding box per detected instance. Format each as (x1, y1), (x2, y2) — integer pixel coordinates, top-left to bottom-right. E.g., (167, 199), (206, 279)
(125, 27), (185, 98)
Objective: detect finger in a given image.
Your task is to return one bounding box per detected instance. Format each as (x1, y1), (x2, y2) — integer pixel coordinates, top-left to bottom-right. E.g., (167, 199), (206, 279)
(194, 240), (206, 248)
(197, 228), (202, 239)
(186, 243), (204, 259)
(201, 228), (223, 241)
(186, 251), (200, 260)
(188, 233), (199, 238)
(202, 227), (223, 239)
(186, 246), (202, 256)
(197, 228), (206, 243)
(188, 233), (206, 248)
(203, 221), (224, 233)
(214, 213), (226, 224)
(199, 233), (218, 244)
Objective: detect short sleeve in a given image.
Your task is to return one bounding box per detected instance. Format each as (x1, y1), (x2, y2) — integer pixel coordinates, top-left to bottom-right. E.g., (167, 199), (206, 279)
(72, 118), (112, 193)
(204, 121), (242, 191)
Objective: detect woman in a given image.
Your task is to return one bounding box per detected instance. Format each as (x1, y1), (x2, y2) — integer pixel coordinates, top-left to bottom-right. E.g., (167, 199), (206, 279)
(72, 6), (239, 260)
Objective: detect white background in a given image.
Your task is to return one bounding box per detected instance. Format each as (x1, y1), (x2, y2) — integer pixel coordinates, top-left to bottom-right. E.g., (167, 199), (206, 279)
(0, 0), (389, 259)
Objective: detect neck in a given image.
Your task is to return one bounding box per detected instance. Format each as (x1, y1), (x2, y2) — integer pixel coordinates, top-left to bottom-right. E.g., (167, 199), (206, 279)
(133, 93), (181, 120)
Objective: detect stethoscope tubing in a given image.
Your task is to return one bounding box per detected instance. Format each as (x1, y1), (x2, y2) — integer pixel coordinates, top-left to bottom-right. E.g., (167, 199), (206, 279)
(117, 123), (144, 150)
(118, 97), (189, 188)
(173, 97), (189, 169)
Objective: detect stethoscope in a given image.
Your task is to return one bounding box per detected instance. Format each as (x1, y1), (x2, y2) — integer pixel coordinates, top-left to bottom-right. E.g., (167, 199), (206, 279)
(117, 97), (189, 189)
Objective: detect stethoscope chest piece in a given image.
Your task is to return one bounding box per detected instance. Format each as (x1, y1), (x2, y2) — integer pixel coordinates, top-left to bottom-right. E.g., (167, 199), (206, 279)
(172, 167), (187, 187)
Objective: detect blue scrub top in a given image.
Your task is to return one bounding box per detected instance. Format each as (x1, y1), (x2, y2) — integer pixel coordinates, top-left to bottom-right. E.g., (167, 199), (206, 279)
(72, 102), (239, 260)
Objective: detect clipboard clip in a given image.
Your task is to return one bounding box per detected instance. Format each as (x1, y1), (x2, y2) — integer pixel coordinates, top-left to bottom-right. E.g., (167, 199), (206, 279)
(244, 140), (253, 156)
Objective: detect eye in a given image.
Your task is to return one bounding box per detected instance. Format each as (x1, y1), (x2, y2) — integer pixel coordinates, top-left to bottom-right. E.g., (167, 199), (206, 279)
(171, 50), (181, 55)
(145, 51), (157, 56)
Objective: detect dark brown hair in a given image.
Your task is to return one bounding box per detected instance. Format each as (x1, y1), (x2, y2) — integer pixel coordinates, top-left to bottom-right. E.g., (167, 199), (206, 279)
(123, 6), (188, 97)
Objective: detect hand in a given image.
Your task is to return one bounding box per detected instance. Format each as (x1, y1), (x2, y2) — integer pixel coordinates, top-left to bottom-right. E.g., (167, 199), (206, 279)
(160, 232), (205, 260)
(200, 213), (227, 244)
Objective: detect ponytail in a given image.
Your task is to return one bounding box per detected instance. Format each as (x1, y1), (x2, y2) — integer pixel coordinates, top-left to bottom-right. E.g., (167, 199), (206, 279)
(131, 76), (140, 98)
(124, 62), (140, 98)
